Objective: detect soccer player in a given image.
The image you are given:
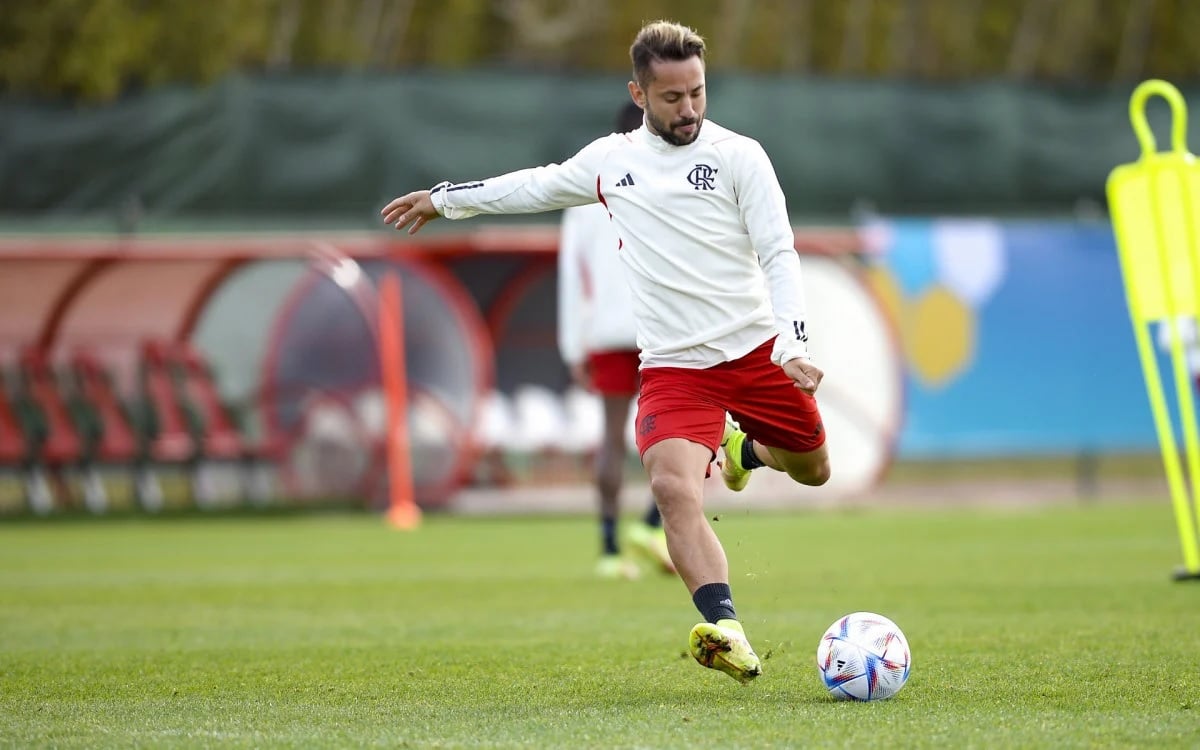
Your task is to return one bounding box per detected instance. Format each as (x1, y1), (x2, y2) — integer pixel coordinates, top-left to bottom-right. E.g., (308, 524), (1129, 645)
(382, 19), (829, 685)
(558, 101), (677, 581)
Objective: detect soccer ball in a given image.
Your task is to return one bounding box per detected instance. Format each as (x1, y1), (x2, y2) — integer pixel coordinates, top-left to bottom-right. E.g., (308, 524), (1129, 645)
(815, 611), (911, 701)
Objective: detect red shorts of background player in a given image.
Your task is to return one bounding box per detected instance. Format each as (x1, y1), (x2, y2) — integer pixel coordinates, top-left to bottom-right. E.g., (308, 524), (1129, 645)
(634, 338), (825, 458)
(587, 349), (640, 397)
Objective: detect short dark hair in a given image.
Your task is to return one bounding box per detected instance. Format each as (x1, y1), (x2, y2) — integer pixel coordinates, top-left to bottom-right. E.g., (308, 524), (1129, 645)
(615, 101), (643, 132)
(629, 20), (706, 89)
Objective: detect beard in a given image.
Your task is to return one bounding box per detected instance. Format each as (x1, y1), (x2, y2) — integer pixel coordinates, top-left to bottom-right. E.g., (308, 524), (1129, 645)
(645, 107), (703, 146)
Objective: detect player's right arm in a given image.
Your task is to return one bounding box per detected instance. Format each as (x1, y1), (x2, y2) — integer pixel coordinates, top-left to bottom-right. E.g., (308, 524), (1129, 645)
(381, 136), (614, 234)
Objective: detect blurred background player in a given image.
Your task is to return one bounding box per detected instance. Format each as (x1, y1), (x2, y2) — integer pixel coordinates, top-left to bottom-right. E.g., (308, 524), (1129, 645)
(558, 101), (676, 580)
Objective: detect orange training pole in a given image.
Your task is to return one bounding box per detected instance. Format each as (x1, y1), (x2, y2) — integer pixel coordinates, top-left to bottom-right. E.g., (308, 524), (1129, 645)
(379, 271), (420, 530)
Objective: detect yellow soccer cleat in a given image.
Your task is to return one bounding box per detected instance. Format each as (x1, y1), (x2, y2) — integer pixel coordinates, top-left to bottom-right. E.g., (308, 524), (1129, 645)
(689, 619), (762, 684)
(627, 522), (677, 575)
(720, 417), (752, 492)
(595, 554), (640, 580)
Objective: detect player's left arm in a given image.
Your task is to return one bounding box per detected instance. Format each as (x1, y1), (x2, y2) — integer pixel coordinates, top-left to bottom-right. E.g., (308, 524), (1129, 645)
(733, 139), (822, 394)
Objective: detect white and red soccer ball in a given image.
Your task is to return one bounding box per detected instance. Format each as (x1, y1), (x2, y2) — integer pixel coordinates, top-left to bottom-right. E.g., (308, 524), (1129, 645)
(816, 611), (911, 701)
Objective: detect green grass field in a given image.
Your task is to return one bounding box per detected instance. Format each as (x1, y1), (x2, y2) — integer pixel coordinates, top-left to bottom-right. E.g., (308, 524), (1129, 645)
(2, 500), (1199, 748)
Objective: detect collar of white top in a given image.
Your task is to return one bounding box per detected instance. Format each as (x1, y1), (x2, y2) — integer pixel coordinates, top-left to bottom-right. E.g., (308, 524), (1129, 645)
(634, 123), (704, 152)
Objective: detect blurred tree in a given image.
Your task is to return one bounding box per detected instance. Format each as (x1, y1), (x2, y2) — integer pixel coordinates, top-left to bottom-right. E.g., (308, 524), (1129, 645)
(1, 0), (1198, 101)
(430, 0), (499, 67)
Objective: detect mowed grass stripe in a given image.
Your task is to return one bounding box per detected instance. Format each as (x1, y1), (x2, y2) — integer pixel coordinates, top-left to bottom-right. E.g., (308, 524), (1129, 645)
(1, 501), (1197, 749)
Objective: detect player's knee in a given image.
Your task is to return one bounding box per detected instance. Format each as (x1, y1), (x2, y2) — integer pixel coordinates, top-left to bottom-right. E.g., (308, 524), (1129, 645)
(596, 465), (622, 498)
(786, 457), (831, 487)
(649, 472), (699, 507)
(594, 444), (624, 489)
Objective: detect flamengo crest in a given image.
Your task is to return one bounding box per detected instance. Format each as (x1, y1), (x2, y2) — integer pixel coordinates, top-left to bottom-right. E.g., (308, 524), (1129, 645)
(687, 164), (718, 190)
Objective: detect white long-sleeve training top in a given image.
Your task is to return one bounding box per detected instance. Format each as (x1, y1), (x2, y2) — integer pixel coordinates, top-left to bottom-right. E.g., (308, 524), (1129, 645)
(557, 202), (639, 366)
(431, 119), (811, 370)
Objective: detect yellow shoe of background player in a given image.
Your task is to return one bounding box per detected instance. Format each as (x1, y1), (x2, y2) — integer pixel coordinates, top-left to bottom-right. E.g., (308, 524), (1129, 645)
(595, 554), (640, 580)
(689, 618), (762, 684)
(627, 522), (677, 575)
(720, 417), (752, 492)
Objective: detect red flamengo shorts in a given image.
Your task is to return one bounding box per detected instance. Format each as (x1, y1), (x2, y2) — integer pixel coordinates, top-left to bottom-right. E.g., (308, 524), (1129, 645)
(634, 338), (825, 458)
(587, 349), (641, 397)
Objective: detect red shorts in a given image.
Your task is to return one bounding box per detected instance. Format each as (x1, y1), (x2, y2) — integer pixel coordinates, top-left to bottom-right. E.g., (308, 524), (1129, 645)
(634, 339), (825, 457)
(587, 349), (640, 396)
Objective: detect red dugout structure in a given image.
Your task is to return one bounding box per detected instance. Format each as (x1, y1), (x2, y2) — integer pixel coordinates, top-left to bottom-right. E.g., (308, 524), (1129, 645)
(0, 225), (899, 514)
(0, 232), (493, 513)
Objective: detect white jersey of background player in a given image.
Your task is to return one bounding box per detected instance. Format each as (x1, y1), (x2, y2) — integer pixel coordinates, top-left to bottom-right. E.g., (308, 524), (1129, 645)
(382, 20), (828, 687)
(557, 202), (638, 368)
(1156, 317), (1200, 377)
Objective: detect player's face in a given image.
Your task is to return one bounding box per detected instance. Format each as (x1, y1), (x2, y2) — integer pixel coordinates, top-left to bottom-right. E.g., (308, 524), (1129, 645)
(630, 57), (706, 146)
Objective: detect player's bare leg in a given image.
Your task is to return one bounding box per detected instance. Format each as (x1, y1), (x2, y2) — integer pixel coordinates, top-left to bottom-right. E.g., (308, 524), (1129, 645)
(596, 394), (631, 509)
(612, 395), (675, 575)
(721, 417), (830, 490)
(643, 438), (722, 587)
(766, 443), (831, 486)
(594, 394), (638, 579)
(643, 437), (761, 683)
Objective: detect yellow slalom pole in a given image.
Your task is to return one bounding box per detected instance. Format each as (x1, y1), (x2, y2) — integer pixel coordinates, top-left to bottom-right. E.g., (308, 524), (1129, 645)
(1135, 85), (1200, 577)
(1107, 79), (1200, 578)
(1129, 312), (1200, 576)
(1149, 96), (1200, 579)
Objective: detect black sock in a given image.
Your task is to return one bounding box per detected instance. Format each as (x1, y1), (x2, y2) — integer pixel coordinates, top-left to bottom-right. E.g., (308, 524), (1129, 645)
(643, 502), (662, 528)
(741, 438), (766, 470)
(601, 517), (618, 555)
(692, 582), (737, 624)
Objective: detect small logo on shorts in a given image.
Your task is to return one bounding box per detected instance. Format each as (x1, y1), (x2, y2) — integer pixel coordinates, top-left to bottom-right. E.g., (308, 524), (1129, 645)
(813, 422), (823, 437)
(638, 414), (658, 437)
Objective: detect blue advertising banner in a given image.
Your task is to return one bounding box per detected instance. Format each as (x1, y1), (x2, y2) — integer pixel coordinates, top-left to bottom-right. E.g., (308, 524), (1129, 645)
(866, 218), (1162, 457)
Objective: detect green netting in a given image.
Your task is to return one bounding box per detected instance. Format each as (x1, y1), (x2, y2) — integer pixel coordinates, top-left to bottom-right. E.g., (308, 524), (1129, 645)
(2, 72), (1196, 219)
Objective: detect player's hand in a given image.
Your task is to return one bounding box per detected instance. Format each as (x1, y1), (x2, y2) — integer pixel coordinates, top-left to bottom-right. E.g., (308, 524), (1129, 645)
(381, 190), (439, 234)
(783, 358), (822, 395)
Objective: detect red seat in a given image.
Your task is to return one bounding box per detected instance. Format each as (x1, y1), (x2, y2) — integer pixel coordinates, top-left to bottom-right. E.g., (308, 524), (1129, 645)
(174, 343), (244, 460)
(0, 386), (26, 465)
(18, 349), (82, 466)
(69, 350), (139, 464)
(140, 340), (195, 463)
